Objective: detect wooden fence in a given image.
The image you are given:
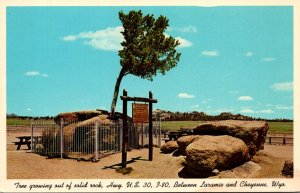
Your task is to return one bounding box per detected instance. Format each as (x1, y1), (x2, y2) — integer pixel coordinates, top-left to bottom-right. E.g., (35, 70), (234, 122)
(266, 133), (293, 145)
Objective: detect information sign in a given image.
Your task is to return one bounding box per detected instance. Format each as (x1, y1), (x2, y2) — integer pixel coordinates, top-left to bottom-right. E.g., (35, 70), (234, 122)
(132, 103), (149, 123)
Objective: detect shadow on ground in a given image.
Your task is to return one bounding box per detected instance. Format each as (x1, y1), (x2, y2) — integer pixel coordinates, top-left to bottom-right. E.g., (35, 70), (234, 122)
(102, 156), (148, 170)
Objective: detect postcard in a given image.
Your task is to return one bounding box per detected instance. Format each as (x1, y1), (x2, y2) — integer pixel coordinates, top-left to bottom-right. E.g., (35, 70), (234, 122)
(0, 0), (299, 192)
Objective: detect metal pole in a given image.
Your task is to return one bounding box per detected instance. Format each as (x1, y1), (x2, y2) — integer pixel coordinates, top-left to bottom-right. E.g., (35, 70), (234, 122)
(95, 121), (99, 160)
(60, 119), (64, 159)
(122, 89), (128, 168)
(31, 121), (34, 153)
(149, 91), (153, 161)
(158, 117), (161, 147)
(141, 122), (144, 147)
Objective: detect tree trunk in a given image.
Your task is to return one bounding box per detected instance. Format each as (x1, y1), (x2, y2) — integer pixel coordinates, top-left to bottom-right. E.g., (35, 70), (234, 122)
(110, 68), (126, 119)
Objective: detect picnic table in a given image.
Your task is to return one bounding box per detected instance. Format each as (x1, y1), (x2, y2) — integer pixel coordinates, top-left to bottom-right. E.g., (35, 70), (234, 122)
(14, 136), (42, 150)
(163, 128), (194, 142)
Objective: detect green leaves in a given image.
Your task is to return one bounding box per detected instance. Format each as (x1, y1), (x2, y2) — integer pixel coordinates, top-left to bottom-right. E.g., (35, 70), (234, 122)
(118, 10), (181, 81)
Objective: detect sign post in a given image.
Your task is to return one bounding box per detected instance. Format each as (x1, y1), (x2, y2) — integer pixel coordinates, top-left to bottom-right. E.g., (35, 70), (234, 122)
(148, 91), (153, 161)
(121, 89), (128, 168)
(120, 89), (157, 168)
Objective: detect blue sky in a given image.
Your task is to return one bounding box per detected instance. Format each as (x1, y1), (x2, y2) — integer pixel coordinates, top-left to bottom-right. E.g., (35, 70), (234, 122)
(6, 6), (293, 119)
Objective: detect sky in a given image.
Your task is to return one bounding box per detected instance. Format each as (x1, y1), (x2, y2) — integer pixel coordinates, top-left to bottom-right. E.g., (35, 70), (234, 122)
(6, 6), (293, 119)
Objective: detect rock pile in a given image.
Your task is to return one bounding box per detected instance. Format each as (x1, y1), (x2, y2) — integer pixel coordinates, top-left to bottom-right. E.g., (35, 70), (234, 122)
(160, 120), (269, 177)
(160, 141), (179, 153)
(193, 120), (269, 156)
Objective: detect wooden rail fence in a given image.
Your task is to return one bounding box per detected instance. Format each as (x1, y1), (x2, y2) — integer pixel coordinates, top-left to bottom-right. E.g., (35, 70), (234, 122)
(266, 134), (293, 145)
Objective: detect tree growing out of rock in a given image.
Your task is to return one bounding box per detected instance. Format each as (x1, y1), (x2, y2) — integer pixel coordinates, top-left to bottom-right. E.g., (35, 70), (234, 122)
(110, 10), (181, 119)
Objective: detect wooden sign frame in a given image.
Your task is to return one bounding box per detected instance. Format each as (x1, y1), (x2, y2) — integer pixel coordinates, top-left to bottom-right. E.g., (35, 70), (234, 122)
(120, 89), (157, 168)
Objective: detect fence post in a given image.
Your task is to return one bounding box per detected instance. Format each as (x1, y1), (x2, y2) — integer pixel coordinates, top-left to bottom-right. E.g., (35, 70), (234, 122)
(95, 121), (99, 160)
(141, 123), (144, 147)
(31, 120), (34, 153)
(60, 119), (64, 159)
(158, 118), (161, 147)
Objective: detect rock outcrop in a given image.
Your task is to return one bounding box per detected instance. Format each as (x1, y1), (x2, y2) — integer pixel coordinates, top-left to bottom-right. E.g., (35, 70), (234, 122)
(193, 120), (269, 156)
(54, 110), (106, 125)
(210, 161), (262, 178)
(177, 135), (201, 155)
(281, 160), (293, 177)
(160, 141), (179, 153)
(185, 135), (249, 177)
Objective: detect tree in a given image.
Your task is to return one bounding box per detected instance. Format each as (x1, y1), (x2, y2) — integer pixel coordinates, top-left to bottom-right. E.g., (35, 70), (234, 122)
(110, 10), (181, 119)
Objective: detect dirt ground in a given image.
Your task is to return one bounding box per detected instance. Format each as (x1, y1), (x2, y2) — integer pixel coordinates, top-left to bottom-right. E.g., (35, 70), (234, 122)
(6, 131), (293, 179)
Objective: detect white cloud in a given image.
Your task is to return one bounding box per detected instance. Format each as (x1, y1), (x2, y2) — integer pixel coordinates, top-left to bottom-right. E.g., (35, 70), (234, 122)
(178, 92), (195, 99)
(238, 96), (253, 101)
(24, 71), (40, 76)
(166, 27), (173, 32)
(259, 109), (274, 114)
(261, 57), (276, 62)
(175, 37), (193, 48)
(271, 82), (293, 91)
(24, 71), (49, 78)
(240, 107), (275, 114)
(26, 108), (32, 111)
(62, 35), (78, 41)
(245, 51), (253, 57)
(276, 105), (293, 110)
(63, 26), (192, 51)
(240, 108), (255, 113)
(201, 50), (218, 57)
(62, 26), (123, 51)
(178, 25), (197, 33)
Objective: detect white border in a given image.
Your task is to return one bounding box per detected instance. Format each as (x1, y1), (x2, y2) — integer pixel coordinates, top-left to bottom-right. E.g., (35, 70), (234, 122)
(0, 0), (299, 192)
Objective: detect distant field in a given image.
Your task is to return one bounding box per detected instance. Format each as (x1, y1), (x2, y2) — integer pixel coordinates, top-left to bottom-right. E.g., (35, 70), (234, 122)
(160, 121), (293, 134)
(268, 122), (293, 133)
(7, 118), (293, 134)
(160, 121), (203, 131)
(6, 119), (31, 125)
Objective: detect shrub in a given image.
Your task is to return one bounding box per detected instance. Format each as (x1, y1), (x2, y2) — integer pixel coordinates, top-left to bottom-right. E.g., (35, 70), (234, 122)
(115, 167), (133, 175)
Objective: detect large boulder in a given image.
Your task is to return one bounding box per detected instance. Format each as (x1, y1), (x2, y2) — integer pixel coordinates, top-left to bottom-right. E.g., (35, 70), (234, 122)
(54, 110), (106, 125)
(193, 120), (269, 156)
(42, 113), (114, 159)
(210, 161), (262, 178)
(160, 141), (179, 153)
(185, 135), (249, 177)
(177, 135), (201, 155)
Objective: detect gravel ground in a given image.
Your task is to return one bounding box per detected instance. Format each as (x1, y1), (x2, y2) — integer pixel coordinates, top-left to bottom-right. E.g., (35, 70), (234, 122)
(6, 131), (293, 179)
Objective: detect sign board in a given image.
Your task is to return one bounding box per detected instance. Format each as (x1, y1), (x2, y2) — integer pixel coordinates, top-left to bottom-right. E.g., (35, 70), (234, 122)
(132, 103), (149, 123)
